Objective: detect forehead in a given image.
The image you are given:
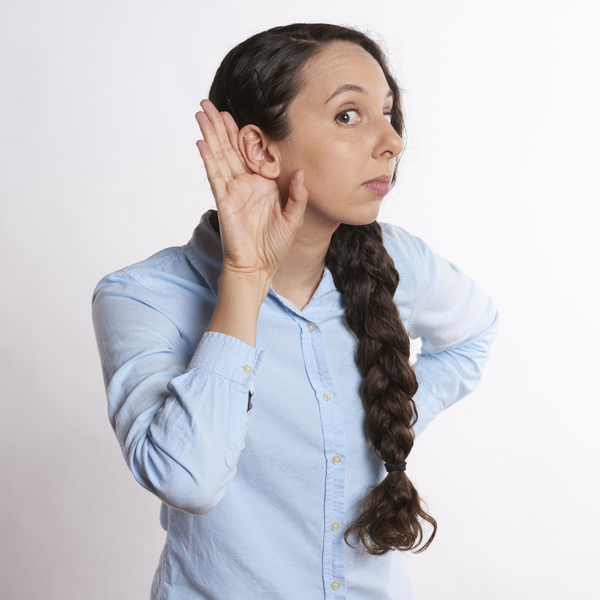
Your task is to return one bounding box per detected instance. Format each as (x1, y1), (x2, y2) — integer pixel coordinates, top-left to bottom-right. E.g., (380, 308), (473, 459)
(298, 41), (390, 102)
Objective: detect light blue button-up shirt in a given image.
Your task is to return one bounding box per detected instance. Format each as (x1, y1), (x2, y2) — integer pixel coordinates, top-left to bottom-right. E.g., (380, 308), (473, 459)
(92, 211), (499, 600)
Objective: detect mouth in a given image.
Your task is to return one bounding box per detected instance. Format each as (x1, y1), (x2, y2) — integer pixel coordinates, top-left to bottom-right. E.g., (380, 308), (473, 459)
(362, 174), (392, 195)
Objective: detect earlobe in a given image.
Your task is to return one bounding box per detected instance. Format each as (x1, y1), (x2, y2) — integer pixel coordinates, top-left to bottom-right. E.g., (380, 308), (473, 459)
(238, 125), (281, 179)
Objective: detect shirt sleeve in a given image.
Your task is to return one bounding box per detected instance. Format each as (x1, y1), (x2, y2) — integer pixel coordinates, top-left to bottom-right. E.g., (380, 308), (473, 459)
(92, 270), (265, 515)
(385, 226), (499, 437)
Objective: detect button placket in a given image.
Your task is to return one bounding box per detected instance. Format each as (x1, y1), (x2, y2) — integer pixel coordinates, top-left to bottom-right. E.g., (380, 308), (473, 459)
(299, 315), (347, 598)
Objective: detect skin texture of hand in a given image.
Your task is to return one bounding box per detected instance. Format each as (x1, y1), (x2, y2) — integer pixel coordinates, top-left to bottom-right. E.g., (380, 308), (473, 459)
(195, 100), (308, 283)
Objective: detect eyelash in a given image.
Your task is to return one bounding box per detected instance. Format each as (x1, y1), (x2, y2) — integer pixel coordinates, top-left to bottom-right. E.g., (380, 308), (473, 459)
(334, 108), (394, 126)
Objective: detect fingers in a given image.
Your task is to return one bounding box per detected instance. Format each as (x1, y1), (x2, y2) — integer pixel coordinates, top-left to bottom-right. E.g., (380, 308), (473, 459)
(195, 110), (234, 191)
(197, 100), (246, 180)
(284, 169), (308, 228)
(222, 111), (252, 174)
(196, 138), (228, 201)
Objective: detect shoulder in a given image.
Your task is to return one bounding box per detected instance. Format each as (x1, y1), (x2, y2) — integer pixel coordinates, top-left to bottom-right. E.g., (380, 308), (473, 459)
(378, 222), (430, 328)
(92, 245), (210, 316)
(380, 222), (433, 267)
(379, 221), (431, 292)
(380, 221), (455, 289)
(93, 211), (224, 304)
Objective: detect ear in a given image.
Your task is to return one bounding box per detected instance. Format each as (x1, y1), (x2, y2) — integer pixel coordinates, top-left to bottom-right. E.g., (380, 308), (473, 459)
(238, 125), (281, 179)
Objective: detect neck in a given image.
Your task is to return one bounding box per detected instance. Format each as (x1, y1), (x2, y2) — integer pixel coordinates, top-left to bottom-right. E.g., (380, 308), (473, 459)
(272, 212), (339, 311)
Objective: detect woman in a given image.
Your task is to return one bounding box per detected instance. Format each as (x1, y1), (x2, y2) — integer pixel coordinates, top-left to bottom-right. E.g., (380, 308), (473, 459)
(92, 23), (498, 600)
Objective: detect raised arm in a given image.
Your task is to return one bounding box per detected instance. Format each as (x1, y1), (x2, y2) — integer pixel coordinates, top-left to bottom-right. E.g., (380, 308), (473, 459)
(91, 101), (308, 515)
(195, 100), (308, 347)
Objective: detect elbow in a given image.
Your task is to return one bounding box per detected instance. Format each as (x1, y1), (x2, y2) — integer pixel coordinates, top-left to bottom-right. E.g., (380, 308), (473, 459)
(127, 431), (237, 515)
(160, 484), (228, 516)
(131, 456), (232, 516)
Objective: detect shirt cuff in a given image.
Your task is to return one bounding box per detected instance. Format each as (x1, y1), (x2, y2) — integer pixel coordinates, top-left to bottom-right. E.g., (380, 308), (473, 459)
(187, 331), (266, 389)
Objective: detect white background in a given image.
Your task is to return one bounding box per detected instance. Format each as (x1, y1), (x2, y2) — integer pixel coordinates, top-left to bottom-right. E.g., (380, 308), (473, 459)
(1, 1), (599, 598)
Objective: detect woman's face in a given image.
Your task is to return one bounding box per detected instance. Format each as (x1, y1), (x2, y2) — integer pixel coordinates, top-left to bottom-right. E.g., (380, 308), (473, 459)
(274, 41), (404, 228)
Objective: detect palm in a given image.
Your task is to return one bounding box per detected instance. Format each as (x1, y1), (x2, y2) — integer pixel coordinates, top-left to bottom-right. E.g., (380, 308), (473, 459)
(196, 100), (307, 277)
(217, 172), (294, 272)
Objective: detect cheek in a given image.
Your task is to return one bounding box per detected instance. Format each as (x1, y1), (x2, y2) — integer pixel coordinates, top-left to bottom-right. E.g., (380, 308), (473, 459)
(309, 142), (359, 185)
(306, 163), (349, 202)
(288, 130), (368, 202)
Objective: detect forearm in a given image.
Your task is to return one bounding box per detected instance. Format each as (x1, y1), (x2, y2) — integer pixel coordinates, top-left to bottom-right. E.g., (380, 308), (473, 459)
(113, 333), (265, 514)
(207, 269), (272, 347)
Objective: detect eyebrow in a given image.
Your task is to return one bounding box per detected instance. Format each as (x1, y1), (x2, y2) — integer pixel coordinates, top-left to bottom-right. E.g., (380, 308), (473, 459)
(325, 84), (394, 104)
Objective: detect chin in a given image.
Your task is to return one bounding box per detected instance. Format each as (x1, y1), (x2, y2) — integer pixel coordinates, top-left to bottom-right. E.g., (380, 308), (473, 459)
(306, 194), (384, 228)
(341, 204), (382, 227)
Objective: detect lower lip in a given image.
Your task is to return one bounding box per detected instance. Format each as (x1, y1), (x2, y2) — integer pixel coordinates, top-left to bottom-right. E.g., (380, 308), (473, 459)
(362, 181), (390, 195)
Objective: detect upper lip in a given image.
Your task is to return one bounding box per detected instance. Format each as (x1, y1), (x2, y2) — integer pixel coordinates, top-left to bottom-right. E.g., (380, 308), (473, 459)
(364, 174), (392, 184)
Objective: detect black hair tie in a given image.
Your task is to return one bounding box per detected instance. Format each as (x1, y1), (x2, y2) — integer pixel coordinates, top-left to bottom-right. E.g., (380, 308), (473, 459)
(384, 462), (407, 473)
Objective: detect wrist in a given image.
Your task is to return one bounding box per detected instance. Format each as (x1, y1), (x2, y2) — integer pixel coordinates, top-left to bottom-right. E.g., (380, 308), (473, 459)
(207, 270), (270, 348)
(218, 267), (272, 305)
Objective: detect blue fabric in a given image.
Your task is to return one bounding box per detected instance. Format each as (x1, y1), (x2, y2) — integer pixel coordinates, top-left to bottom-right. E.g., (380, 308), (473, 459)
(92, 212), (499, 600)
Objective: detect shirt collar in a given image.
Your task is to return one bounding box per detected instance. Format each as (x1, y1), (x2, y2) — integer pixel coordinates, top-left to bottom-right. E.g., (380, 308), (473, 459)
(184, 210), (223, 296)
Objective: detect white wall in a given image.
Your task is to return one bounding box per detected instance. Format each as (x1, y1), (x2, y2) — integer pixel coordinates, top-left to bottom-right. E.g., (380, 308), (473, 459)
(1, 1), (598, 598)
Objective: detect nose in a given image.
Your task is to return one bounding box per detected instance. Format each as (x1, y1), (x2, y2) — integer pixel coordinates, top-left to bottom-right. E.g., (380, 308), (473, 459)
(372, 116), (404, 159)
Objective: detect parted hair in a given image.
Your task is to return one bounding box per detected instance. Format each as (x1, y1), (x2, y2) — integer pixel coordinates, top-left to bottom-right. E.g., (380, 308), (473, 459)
(208, 23), (436, 554)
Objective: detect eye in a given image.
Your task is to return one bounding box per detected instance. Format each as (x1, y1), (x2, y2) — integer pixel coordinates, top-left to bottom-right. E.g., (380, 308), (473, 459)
(335, 109), (361, 126)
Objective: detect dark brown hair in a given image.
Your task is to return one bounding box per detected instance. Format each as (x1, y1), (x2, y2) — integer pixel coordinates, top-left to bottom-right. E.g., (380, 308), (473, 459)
(208, 23), (436, 554)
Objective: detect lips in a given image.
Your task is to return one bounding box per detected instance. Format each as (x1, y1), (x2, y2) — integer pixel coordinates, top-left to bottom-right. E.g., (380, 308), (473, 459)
(362, 174), (392, 195)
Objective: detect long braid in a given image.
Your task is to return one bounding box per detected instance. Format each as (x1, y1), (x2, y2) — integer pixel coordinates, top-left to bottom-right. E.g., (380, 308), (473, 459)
(327, 222), (437, 554)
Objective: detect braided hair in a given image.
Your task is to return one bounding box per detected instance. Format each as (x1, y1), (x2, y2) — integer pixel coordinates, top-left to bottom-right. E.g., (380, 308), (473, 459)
(327, 223), (436, 553)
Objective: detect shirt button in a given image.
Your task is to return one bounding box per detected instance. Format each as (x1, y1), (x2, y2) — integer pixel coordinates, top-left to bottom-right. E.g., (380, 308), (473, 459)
(331, 522), (340, 531)
(331, 580), (341, 590)
(323, 391), (333, 401)
(332, 455), (341, 465)
(242, 364), (253, 374)
(306, 322), (317, 332)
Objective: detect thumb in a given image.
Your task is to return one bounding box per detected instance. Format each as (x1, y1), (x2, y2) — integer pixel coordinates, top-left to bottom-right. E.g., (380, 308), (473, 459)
(283, 168), (308, 227)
